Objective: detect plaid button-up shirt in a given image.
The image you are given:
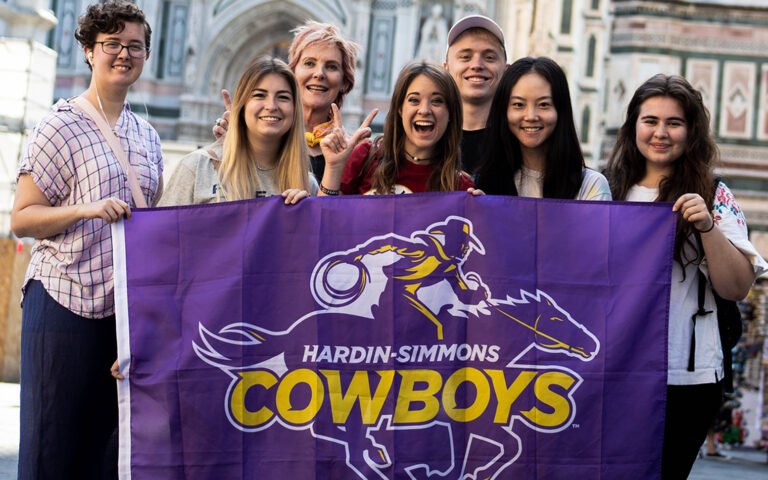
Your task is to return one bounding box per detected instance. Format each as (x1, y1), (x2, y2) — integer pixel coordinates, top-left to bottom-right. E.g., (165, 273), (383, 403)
(18, 99), (163, 319)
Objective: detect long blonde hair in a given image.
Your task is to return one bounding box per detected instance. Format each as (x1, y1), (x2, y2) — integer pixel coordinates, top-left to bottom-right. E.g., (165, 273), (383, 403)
(218, 57), (309, 200)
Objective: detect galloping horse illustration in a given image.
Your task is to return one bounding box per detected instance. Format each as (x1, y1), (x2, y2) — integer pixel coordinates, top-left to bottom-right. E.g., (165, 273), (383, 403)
(194, 217), (600, 479)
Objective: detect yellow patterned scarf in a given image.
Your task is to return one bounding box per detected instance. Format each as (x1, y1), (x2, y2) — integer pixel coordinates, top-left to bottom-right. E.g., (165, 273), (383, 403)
(305, 119), (335, 147)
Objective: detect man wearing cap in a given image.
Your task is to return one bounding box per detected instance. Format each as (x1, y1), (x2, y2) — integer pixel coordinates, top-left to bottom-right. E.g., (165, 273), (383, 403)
(445, 15), (506, 174)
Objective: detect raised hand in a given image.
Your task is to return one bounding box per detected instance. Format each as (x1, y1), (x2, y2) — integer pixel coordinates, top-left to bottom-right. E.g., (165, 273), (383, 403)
(320, 104), (379, 171)
(212, 89), (232, 140)
(673, 193), (714, 232)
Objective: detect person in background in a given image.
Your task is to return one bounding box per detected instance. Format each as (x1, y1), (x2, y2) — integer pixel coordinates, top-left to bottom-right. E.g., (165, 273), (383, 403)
(443, 15), (506, 174)
(10, 2), (163, 478)
(475, 56), (610, 200)
(605, 73), (767, 479)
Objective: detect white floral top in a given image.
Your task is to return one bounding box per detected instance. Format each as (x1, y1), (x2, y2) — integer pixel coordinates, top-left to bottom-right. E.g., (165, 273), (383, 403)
(627, 181), (766, 385)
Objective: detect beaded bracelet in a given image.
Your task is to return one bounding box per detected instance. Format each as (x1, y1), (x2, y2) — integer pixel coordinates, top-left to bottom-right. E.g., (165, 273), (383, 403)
(319, 183), (340, 196)
(697, 220), (716, 234)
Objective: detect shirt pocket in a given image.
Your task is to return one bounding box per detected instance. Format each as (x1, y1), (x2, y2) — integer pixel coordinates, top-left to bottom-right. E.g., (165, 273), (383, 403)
(127, 143), (160, 200)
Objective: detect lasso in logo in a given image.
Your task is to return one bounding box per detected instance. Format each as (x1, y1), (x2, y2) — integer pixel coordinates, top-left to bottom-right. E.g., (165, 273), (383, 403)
(194, 216), (600, 479)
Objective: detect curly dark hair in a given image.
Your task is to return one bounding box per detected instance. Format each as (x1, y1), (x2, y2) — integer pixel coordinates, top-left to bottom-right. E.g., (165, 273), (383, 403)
(475, 56), (585, 199)
(370, 62), (464, 194)
(75, 1), (152, 69)
(605, 74), (718, 271)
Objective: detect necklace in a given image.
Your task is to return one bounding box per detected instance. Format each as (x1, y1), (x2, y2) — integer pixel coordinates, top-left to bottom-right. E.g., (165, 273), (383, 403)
(94, 87), (118, 137)
(254, 159), (277, 172)
(403, 151), (433, 164)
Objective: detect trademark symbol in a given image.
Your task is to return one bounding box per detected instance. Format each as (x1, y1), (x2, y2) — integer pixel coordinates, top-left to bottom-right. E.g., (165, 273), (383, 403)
(572, 424), (580, 429)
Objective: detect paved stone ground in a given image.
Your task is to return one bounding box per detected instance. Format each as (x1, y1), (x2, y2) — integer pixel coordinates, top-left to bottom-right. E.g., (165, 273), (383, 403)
(0, 382), (766, 479)
(690, 445), (768, 480)
(0, 383), (19, 480)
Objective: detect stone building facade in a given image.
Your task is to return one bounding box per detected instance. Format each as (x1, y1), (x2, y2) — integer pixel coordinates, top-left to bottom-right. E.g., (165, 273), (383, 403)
(0, 0), (57, 235)
(603, 1), (768, 228)
(48, 0), (500, 141)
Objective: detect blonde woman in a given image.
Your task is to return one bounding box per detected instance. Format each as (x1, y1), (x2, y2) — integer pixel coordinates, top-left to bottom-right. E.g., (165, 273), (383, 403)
(160, 57), (316, 206)
(213, 21), (362, 183)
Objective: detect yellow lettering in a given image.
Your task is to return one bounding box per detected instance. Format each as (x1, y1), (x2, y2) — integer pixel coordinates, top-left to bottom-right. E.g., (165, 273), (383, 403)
(394, 370), (442, 423)
(229, 370), (277, 427)
(442, 367), (490, 422)
(487, 369), (538, 424)
(276, 369), (324, 424)
(321, 370), (395, 424)
(521, 371), (575, 428)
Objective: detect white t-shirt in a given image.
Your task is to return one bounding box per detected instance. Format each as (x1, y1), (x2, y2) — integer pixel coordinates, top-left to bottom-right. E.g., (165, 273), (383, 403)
(514, 167), (612, 200)
(627, 182), (767, 385)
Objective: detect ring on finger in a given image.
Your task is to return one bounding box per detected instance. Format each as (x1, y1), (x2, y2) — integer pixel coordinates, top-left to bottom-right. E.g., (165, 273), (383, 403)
(216, 118), (222, 126)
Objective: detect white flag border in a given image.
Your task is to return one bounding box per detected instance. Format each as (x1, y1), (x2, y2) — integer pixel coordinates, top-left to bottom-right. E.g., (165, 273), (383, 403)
(111, 220), (132, 480)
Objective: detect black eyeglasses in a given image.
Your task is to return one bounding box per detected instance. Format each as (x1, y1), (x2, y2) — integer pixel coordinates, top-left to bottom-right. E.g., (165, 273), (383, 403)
(94, 41), (148, 59)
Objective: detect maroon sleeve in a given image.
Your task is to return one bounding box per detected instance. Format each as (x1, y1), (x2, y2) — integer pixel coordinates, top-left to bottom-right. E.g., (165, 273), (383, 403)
(458, 171), (475, 190)
(341, 141), (374, 195)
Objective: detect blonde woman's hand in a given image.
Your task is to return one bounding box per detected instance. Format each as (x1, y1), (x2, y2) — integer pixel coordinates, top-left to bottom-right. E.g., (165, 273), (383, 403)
(673, 193), (714, 232)
(320, 104), (379, 171)
(282, 189), (310, 204)
(212, 89), (232, 140)
(467, 188), (485, 196)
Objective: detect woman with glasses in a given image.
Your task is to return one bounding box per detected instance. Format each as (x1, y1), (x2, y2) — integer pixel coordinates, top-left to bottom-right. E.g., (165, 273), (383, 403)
(10, 1), (162, 478)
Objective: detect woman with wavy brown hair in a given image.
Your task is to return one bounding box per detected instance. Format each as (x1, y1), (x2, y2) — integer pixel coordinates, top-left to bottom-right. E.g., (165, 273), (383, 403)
(339, 62), (475, 195)
(606, 74), (766, 479)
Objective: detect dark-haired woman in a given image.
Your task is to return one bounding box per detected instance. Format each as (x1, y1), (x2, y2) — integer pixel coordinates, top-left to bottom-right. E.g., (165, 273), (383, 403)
(10, 1), (162, 477)
(339, 62), (476, 195)
(605, 74), (766, 479)
(475, 56), (610, 200)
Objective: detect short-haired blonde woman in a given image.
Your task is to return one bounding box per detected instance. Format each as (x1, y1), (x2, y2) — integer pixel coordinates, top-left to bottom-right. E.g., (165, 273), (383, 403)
(214, 21), (363, 183)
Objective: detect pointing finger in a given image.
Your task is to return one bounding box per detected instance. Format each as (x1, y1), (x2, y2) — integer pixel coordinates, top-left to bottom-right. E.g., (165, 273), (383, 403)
(349, 127), (372, 146)
(360, 108), (379, 130)
(331, 104), (342, 129)
(221, 89), (232, 110)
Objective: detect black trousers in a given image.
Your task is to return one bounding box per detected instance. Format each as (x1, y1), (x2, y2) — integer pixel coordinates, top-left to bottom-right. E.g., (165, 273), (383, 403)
(18, 280), (118, 480)
(662, 382), (722, 480)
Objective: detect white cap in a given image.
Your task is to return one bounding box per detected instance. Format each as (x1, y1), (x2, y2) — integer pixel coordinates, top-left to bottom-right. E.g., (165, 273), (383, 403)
(447, 15), (506, 53)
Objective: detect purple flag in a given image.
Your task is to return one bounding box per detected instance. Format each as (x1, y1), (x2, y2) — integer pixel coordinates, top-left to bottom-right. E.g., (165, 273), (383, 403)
(112, 192), (674, 479)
